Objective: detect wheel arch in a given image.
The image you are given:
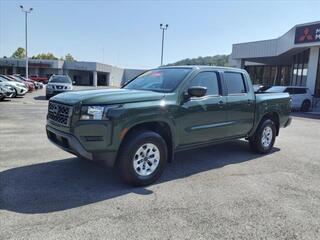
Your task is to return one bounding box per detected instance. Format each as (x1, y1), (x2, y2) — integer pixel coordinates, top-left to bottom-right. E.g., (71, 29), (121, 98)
(119, 121), (175, 163)
(260, 112), (280, 136)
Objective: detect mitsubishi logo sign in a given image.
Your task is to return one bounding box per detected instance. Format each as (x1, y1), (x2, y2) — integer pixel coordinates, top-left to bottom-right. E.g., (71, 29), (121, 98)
(295, 23), (320, 44)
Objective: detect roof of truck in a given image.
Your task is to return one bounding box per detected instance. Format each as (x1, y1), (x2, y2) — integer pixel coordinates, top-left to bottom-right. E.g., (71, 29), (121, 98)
(158, 65), (246, 72)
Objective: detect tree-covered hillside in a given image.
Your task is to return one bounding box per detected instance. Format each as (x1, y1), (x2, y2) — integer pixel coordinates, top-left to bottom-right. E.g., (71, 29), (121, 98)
(167, 55), (229, 67)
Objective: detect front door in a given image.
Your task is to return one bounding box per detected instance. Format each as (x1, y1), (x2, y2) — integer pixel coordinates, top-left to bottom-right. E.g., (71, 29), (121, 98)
(177, 71), (229, 147)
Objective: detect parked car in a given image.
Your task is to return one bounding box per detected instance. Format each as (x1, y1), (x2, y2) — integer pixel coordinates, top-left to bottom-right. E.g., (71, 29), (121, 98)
(253, 84), (271, 93)
(12, 75), (36, 91)
(0, 76), (28, 97)
(46, 66), (292, 186)
(5, 75), (35, 92)
(0, 83), (16, 98)
(46, 75), (73, 99)
(0, 88), (5, 101)
(29, 75), (48, 84)
(14, 75), (42, 89)
(265, 86), (312, 112)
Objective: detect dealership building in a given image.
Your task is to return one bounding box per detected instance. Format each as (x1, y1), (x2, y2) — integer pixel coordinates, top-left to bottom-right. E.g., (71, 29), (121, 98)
(230, 21), (320, 96)
(0, 58), (144, 87)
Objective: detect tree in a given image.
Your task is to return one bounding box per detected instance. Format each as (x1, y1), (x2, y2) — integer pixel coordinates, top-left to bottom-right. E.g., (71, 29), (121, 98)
(64, 53), (75, 61)
(31, 53), (58, 60)
(11, 47), (26, 59)
(167, 54), (230, 67)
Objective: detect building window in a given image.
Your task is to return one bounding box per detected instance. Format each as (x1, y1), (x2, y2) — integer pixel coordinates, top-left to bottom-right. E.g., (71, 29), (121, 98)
(291, 49), (309, 86)
(315, 50), (320, 96)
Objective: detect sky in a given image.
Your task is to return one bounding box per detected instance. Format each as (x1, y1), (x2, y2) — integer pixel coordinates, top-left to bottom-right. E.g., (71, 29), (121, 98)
(0, 0), (320, 69)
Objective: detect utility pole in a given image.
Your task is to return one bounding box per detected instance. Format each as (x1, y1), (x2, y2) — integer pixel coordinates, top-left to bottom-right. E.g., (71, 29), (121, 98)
(20, 5), (33, 78)
(160, 24), (168, 66)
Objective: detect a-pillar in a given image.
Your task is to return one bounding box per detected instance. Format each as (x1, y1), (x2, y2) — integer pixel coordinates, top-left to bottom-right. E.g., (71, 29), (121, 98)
(93, 71), (98, 87)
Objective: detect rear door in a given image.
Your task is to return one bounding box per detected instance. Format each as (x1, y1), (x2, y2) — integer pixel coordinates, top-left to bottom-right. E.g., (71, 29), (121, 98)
(224, 71), (255, 137)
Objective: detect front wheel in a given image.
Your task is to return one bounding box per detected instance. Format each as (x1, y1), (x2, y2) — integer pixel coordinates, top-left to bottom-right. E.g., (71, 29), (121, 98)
(249, 119), (276, 154)
(117, 131), (167, 186)
(301, 100), (311, 112)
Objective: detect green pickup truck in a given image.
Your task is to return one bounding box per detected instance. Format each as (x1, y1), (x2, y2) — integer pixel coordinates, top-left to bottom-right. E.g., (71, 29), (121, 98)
(46, 66), (292, 185)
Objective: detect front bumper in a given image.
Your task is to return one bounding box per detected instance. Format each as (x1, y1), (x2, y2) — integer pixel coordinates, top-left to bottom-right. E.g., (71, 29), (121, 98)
(17, 87), (28, 96)
(46, 125), (117, 166)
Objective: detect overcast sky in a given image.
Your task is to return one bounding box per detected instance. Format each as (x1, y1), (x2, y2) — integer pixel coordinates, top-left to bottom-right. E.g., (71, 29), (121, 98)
(0, 0), (319, 69)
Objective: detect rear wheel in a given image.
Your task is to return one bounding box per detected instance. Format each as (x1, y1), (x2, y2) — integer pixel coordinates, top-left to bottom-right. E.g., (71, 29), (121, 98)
(117, 130), (167, 186)
(300, 100), (311, 112)
(249, 119), (276, 154)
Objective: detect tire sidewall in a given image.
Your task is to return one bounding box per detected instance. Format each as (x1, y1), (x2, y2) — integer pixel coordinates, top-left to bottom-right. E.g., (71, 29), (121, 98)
(118, 131), (167, 186)
(301, 100), (310, 112)
(256, 119), (276, 153)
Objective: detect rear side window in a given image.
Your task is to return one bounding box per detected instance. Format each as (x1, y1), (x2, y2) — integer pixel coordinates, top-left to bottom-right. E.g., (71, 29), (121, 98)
(188, 72), (219, 96)
(284, 88), (294, 94)
(294, 88), (307, 94)
(224, 72), (247, 94)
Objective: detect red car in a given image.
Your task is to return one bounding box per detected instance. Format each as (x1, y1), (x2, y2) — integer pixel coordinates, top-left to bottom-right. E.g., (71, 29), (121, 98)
(29, 75), (48, 84)
(8, 75), (35, 92)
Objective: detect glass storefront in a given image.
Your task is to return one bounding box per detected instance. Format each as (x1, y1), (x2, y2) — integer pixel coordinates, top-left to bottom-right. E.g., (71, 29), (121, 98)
(245, 65), (291, 86)
(291, 49), (309, 86)
(245, 49), (310, 87)
(315, 50), (320, 97)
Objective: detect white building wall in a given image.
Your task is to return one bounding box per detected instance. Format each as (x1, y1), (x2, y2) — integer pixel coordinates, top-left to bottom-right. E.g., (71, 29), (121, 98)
(306, 47), (319, 94)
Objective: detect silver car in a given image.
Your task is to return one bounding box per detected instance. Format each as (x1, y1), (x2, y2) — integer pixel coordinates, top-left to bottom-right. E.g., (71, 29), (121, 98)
(46, 75), (73, 99)
(0, 76), (28, 97)
(0, 83), (16, 98)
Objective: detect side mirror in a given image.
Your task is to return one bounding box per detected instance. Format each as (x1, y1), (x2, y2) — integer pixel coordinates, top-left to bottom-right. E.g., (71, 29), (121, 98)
(187, 86), (207, 98)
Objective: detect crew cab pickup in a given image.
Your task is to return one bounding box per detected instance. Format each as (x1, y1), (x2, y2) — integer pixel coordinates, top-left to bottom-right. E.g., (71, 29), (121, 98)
(46, 66), (292, 186)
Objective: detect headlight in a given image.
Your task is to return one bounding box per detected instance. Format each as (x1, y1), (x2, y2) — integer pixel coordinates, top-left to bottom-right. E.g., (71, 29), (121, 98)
(80, 105), (119, 120)
(46, 85), (52, 89)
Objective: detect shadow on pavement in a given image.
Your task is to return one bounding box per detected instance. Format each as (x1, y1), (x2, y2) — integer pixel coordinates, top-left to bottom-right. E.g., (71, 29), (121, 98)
(291, 112), (320, 120)
(34, 96), (48, 101)
(0, 140), (279, 214)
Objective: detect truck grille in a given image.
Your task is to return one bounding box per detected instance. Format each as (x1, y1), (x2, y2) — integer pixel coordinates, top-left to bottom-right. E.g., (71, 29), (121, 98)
(48, 101), (72, 127)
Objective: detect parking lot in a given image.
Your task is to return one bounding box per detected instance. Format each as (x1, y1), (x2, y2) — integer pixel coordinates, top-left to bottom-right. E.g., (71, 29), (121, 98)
(0, 88), (320, 239)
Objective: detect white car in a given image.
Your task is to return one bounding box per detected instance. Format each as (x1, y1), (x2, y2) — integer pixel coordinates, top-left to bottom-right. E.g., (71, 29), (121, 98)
(265, 86), (312, 112)
(0, 76), (28, 97)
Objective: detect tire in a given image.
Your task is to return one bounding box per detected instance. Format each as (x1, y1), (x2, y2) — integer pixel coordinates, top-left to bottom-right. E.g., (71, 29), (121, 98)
(117, 130), (168, 186)
(300, 100), (311, 112)
(14, 89), (18, 98)
(249, 119), (276, 154)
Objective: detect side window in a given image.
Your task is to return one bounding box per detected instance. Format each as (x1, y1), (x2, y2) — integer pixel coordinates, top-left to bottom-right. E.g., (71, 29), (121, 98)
(284, 88), (293, 94)
(224, 72), (247, 94)
(188, 72), (219, 96)
(294, 88), (307, 94)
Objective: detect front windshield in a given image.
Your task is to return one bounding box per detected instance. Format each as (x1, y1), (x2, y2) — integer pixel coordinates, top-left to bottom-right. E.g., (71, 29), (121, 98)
(50, 76), (72, 84)
(124, 68), (192, 92)
(265, 86), (285, 93)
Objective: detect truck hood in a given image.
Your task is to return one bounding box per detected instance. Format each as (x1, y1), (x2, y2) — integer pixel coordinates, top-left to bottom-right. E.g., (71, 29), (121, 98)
(51, 88), (165, 105)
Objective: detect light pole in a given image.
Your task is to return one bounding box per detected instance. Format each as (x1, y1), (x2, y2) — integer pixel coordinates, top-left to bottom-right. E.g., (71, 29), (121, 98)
(20, 5), (33, 78)
(160, 24), (168, 66)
